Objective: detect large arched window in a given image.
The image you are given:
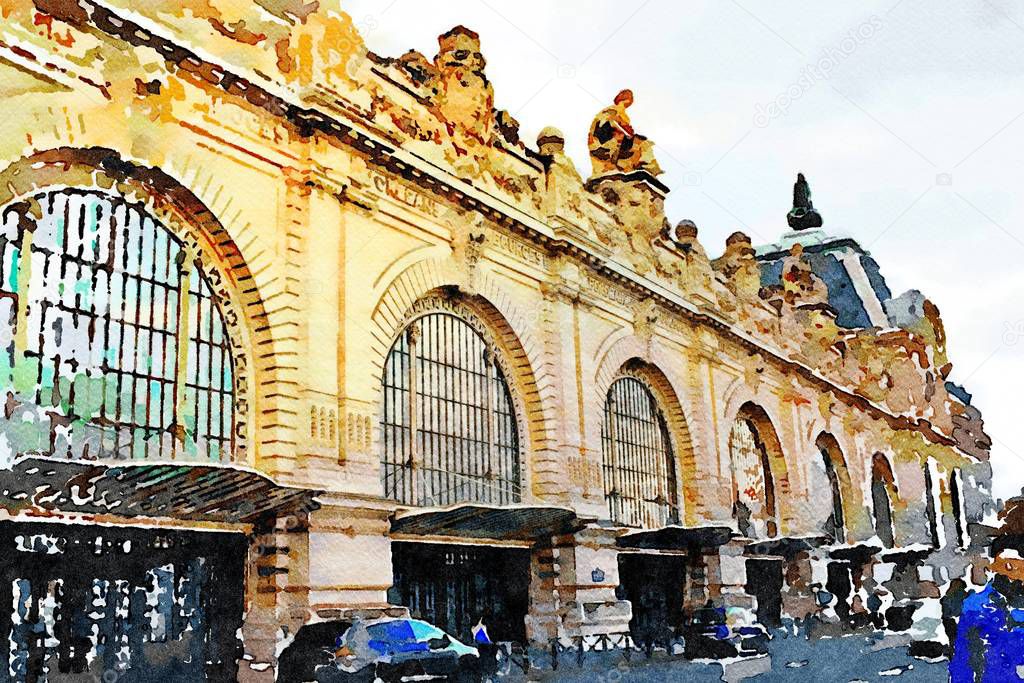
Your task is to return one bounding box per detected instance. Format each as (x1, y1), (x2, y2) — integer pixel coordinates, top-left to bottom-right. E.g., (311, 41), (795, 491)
(871, 453), (897, 548)
(812, 434), (846, 544)
(728, 405), (779, 539)
(600, 376), (679, 529)
(381, 312), (521, 507)
(0, 189), (235, 462)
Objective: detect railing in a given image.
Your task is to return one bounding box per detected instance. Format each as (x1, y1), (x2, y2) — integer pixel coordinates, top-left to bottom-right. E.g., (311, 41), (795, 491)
(548, 633), (686, 671)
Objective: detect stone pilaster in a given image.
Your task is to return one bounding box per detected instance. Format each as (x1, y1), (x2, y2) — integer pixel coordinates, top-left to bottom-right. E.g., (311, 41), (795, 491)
(704, 540), (754, 616)
(306, 498), (395, 611)
(527, 526), (631, 648)
(239, 514), (311, 682)
(781, 551), (816, 621)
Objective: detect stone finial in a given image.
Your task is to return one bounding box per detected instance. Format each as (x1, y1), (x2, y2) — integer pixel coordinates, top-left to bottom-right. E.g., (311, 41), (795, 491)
(587, 89), (663, 177)
(725, 231), (753, 252)
(787, 173), (823, 230)
(675, 219), (699, 243)
(537, 126), (565, 156)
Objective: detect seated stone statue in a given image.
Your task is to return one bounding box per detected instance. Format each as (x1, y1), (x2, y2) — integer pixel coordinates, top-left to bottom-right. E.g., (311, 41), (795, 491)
(588, 89), (663, 177)
(787, 172), (823, 230)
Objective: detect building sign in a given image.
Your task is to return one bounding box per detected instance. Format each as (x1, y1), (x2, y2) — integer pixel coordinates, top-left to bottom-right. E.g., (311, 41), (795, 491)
(370, 170), (443, 218)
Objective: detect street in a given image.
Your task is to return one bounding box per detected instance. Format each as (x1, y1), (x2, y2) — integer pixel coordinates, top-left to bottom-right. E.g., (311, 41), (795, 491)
(514, 632), (947, 682)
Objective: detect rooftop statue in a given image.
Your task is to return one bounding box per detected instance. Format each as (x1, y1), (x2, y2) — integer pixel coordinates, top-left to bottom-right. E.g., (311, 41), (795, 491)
(587, 89), (663, 177)
(786, 172), (824, 230)
(433, 26), (495, 143)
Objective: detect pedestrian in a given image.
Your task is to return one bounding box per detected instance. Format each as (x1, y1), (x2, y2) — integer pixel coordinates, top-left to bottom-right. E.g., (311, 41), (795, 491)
(949, 549), (1024, 682)
(940, 578), (968, 656)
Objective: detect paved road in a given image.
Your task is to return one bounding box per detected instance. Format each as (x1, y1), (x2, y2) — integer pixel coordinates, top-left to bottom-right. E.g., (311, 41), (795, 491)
(510, 631), (947, 682)
(749, 630), (946, 682)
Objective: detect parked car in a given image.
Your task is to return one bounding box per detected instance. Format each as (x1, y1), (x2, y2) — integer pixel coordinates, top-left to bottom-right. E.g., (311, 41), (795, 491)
(277, 617), (480, 682)
(680, 604), (769, 659)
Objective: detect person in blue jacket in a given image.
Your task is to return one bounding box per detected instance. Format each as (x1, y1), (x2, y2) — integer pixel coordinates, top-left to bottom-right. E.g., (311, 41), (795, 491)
(949, 547), (1024, 682)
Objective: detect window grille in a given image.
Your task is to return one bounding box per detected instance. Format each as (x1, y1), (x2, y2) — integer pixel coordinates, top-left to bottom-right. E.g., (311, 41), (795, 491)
(729, 418), (777, 538)
(0, 189), (234, 462)
(817, 442), (846, 544)
(381, 312), (520, 507)
(600, 377), (679, 528)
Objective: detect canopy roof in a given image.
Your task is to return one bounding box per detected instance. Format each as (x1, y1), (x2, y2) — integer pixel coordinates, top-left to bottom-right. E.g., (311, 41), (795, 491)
(390, 504), (591, 542)
(0, 456), (319, 524)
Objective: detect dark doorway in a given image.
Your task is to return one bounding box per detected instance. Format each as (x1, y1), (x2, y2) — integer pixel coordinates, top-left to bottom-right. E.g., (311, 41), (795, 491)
(617, 553), (687, 643)
(826, 561), (853, 622)
(389, 542), (530, 644)
(0, 521), (245, 683)
(745, 558), (783, 628)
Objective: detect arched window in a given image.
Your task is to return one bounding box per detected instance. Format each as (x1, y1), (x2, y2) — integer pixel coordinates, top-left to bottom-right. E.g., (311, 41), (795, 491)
(728, 406), (778, 539)
(871, 453), (897, 548)
(600, 376), (678, 529)
(0, 189), (235, 461)
(381, 312), (521, 507)
(812, 434), (846, 544)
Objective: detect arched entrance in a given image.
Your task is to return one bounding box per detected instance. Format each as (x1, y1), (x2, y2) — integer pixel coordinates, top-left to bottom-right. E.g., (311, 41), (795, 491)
(812, 433), (850, 544)
(601, 372), (680, 529)
(728, 403), (784, 539)
(0, 184), (251, 682)
(871, 453), (898, 548)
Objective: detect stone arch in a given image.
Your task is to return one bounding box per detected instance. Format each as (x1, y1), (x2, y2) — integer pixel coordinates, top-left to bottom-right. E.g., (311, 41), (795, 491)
(0, 147), (274, 465)
(727, 401), (791, 537)
(592, 335), (698, 522)
(370, 262), (553, 480)
(871, 452), (899, 548)
(812, 432), (856, 543)
(597, 357), (695, 526)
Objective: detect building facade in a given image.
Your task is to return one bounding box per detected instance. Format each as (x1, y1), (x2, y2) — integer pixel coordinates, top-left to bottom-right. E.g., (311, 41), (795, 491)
(0, 1), (995, 680)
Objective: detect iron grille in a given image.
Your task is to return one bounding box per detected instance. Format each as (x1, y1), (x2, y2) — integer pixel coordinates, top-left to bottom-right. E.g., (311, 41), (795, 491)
(382, 312), (521, 507)
(0, 189), (234, 462)
(600, 377), (679, 528)
(729, 418), (777, 538)
(818, 444), (846, 544)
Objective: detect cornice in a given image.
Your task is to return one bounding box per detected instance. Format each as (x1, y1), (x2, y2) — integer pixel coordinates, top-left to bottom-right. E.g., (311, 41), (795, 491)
(33, 0), (975, 462)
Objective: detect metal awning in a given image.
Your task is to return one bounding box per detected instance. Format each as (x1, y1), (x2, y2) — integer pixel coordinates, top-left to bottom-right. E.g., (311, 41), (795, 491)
(745, 535), (830, 558)
(616, 524), (735, 550)
(880, 544), (935, 565)
(390, 504), (590, 542)
(0, 456), (320, 524)
(827, 542), (884, 562)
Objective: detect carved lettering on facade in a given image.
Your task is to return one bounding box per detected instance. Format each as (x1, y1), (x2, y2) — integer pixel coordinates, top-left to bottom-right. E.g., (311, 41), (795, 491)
(485, 228), (548, 269)
(370, 171), (443, 218)
(584, 272), (636, 308)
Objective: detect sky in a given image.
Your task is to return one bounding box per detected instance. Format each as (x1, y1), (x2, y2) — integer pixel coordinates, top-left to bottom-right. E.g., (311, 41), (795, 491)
(340, 0), (1024, 502)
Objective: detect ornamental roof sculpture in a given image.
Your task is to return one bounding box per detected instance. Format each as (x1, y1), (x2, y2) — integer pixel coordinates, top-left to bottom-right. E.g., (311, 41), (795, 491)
(587, 89), (664, 178)
(787, 172), (824, 230)
(8, 0), (989, 461)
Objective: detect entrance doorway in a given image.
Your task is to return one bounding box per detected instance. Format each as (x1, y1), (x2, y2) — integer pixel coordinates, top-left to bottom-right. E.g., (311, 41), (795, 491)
(617, 553), (687, 643)
(390, 542), (530, 645)
(0, 521), (246, 683)
(745, 558), (783, 628)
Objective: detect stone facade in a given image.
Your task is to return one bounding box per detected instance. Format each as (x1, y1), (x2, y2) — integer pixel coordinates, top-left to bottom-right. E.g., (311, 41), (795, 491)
(0, 1), (995, 680)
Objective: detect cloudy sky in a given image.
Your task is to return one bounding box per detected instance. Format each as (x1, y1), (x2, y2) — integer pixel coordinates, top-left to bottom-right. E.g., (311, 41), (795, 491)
(342, 0), (1024, 501)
